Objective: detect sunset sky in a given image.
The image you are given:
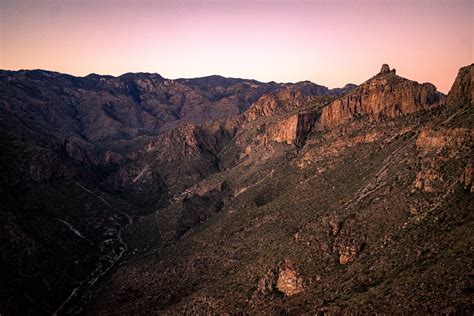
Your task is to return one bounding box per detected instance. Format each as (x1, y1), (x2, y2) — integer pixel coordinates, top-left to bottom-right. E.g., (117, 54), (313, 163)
(0, 0), (472, 92)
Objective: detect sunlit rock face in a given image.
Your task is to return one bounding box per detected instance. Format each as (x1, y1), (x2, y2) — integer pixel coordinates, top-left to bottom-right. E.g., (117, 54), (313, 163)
(446, 64), (473, 107)
(257, 259), (304, 297)
(276, 266), (304, 296)
(243, 81), (332, 121)
(265, 112), (318, 146)
(317, 64), (441, 130)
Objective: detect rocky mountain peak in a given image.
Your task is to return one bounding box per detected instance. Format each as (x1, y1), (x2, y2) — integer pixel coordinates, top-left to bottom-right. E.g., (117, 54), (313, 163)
(317, 64), (439, 129)
(380, 63), (396, 75)
(380, 63), (390, 73)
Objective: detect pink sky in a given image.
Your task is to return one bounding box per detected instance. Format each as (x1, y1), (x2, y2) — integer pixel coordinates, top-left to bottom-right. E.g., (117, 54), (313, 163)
(0, 0), (472, 92)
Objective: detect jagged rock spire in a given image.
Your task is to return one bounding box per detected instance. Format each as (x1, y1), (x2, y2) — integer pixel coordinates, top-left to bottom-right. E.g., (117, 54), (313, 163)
(380, 64), (394, 74)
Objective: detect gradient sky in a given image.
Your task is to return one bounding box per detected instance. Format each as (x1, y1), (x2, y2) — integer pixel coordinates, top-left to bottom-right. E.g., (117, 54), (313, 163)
(0, 0), (472, 92)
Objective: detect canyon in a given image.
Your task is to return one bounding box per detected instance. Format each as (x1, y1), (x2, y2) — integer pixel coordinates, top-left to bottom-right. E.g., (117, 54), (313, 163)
(0, 63), (472, 315)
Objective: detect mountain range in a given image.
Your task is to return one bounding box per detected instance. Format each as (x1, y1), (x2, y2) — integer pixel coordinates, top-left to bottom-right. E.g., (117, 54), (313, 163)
(0, 63), (472, 315)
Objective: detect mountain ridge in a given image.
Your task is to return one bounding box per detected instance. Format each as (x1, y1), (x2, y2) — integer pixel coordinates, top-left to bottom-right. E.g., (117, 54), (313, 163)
(0, 63), (472, 315)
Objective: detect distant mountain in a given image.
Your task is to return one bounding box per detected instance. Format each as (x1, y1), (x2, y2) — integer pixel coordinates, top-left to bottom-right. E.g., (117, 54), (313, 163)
(327, 83), (358, 95)
(175, 75), (262, 89)
(0, 64), (472, 315)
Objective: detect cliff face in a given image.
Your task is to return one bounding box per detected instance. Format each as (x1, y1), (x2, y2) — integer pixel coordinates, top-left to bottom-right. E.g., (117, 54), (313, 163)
(144, 124), (203, 159)
(243, 82), (331, 121)
(317, 65), (440, 130)
(242, 64), (441, 150)
(446, 64), (473, 107)
(105, 121), (235, 200)
(266, 112), (319, 146)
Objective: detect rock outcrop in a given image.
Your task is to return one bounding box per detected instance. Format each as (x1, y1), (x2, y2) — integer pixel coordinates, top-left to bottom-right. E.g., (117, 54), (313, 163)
(338, 240), (365, 265)
(380, 63), (395, 75)
(258, 259), (304, 297)
(107, 122), (232, 198)
(144, 124), (203, 159)
(257, 269), (278, 295)
(446, 64), (473, 107)
(317, 64), (440, 130)
(244, 82), (331, 121)
(460, 163), (473, 192)
(266, 112), (318, 146)
(276, 263), (304, 296)
(414, 127), (473, 192)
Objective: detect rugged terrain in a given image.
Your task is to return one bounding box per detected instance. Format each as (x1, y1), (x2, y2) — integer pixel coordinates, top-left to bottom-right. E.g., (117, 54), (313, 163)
(0, 64), (472, 315)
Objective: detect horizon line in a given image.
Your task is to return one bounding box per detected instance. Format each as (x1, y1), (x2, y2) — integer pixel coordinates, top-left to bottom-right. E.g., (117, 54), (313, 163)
(2, 64), (470, 94)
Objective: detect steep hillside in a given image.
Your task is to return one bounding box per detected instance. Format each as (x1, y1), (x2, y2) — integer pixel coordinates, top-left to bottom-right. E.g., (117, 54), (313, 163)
(0, 70), (282, 144)
(0, 64), (472, 315)
(0, 70), (347, 314)
(87, 64), (473, 315)
(447, 64), (473, 107)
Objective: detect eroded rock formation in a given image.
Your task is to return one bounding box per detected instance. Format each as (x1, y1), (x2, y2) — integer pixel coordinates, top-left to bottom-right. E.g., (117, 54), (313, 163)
(317, 64), (440, 130)
(244, 82), (331, 121)
(258, 259), (304, 297)
(446, 64), (473, 106)
(266, 112), (318, 146)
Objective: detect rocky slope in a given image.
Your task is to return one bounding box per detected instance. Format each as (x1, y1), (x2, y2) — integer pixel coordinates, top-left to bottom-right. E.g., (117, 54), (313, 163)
(0, 70), (282, 144)
(447, 64), (473, 107)
(0, 70), (348, 314)
(86, 63), (473, 315)
(317, 64), (441, 130)
(0, 63), (472, 315)
(243, 81), (349, 121)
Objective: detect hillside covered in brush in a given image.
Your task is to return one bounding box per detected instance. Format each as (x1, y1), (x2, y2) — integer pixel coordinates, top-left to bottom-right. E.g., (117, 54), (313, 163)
(0, 64), (472, 315)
